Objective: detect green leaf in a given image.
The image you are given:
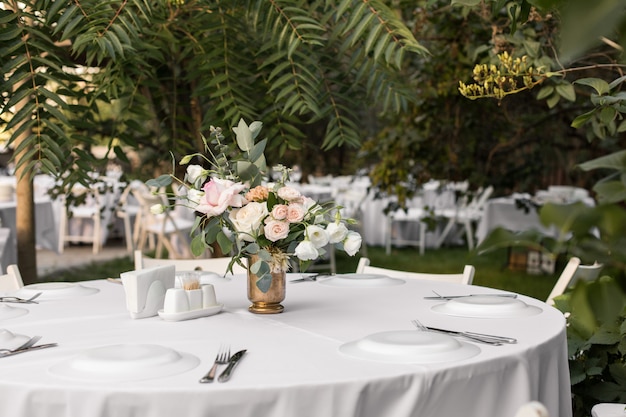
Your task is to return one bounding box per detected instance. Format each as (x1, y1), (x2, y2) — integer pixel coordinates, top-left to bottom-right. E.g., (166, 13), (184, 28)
(546, 92), (561, 108)
(556, 83), (576, 102)
(451, 0), (482, 6)
(536, 85), (554, 100)
(145, 174), (172, 188)
(571, 110), (596, 129)
(574, 78), (611, 95)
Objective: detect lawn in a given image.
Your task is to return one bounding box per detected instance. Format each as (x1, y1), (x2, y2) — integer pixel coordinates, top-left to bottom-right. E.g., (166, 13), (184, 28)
(41, 245), (560, 302)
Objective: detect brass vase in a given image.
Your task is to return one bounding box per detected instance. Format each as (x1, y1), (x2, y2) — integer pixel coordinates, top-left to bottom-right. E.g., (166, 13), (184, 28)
(247, 255), (286, 314)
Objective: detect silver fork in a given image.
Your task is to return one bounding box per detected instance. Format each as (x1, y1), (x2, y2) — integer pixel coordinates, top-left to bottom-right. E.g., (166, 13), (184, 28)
(199, 345), (230, 383)
(0, 292), (42, 304)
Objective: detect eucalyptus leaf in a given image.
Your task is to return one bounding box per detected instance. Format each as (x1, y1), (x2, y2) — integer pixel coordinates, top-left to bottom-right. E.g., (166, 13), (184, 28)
(256, 273), (273, 293)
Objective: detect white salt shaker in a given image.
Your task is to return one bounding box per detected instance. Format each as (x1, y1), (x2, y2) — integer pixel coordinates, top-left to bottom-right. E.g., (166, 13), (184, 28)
(202, 284), (217, 308)
(163, 288), (189, 313)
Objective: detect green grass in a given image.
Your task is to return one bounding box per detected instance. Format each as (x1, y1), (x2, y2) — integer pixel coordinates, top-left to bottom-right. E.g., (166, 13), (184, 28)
(41, 245), (560, 301)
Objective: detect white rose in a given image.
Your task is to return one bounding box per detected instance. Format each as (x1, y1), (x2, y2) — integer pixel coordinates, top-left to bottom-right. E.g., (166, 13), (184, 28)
(150, 204), (165, 214)
(277, 186), (301, 201)
(306, 224), (329, 248)
(228, 202), (268, 242)
(186, 164), (208, 187)
(326, 222), (348, 244)
(342, 231), (362, 256)
(294, 240), (319, 260)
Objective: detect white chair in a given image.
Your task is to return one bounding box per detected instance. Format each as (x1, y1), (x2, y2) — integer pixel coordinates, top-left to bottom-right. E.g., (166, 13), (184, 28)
(356, 257), (475, 285)
(133, 188), (195, 259)
(0, 264), (24, 291)
(57, 185), (104, 255)
(116, 180), (149, 252)
(546, 256), (581, 305)
(591, 403), (626, 417)
(546, 257), (604, 305)
(134, 250), (246, 276)
(385, 181), (466, 255)
(435, 185), (494, 250)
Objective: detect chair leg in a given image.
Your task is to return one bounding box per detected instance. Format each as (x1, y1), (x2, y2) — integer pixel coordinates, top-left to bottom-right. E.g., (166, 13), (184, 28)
(435, 218), (456, 248)
(419, 221), (426, 255)
(464, 220), (474, 250)
(58, 207), (67, 254)
(385, 217), (393, 255)
(122, 216), (134, 252)
(92, 214), (101, 255)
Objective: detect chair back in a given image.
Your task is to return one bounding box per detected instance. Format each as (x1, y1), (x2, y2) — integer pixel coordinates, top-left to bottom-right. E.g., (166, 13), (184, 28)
(134, 250), (246, 276)
(356, 257), (474, 285)
(546, 257), (581, 305)
(0, 265), (24, 291)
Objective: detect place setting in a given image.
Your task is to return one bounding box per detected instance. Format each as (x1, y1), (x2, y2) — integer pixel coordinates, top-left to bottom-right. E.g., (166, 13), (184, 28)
(0, 292), (41, 320)
(0, 329), (58, 358)
(10, 282), (99, 301)
(424, 290), (542, 318)
(315, 273), (405, 287)
(338, 316), (518, 364)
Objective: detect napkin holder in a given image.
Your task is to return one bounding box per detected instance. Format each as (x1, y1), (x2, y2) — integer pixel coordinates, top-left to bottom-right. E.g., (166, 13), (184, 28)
(121, 265), (176, 319)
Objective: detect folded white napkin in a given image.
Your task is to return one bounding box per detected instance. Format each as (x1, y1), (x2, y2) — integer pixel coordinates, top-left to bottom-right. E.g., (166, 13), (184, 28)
(120, 265), (176, 319)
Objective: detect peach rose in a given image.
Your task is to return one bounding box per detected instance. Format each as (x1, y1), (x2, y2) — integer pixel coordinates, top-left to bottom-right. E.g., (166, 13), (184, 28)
(263, 220), (290, 242)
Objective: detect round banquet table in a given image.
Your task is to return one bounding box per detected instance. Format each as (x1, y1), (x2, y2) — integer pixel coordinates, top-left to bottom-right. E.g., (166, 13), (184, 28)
(0, 274), (572, 417)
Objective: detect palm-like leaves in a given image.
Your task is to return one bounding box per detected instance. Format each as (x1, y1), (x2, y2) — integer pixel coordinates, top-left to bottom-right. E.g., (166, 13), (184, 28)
(1, 0), (426, 181)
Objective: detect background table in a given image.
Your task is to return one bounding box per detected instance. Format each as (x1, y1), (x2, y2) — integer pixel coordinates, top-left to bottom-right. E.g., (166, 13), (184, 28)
(0, 275), (571, 417)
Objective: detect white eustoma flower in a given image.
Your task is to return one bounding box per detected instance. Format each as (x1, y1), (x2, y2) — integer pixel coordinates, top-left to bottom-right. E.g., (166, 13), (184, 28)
(186, 164), (208, 187)
(342, 231), (362, 256)
(326, 222), (348, 244)
(294, 240), (319, 260)
(306, 224), (329, 248)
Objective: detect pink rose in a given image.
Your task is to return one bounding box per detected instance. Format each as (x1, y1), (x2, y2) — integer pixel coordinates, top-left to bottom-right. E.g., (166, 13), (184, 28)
(271, 204), (288, 220)
(286, 203), (305, 223)
(195, 178), (247, 217)
(263, 220), (290, 242)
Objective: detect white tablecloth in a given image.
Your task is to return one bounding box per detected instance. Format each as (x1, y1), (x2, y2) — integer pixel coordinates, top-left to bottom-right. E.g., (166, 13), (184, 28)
(0, 198), (58, 264)
(0, 276), (571, 417)
(476, 194), (596, 245)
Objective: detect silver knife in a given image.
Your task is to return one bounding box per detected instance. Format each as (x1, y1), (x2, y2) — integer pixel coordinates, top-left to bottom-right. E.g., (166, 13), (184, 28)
(217, 350), (247, 382)
(423, 293), (518, 300)
(0, 343), (58, 358)
(426, 326), (517, 344)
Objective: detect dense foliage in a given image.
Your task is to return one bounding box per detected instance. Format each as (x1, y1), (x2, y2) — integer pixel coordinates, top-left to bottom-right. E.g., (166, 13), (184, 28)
(1, 0), (427, 185)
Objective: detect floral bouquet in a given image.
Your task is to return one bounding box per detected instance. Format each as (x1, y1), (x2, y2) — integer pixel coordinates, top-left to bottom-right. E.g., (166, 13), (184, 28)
(148, 119), (362, 292)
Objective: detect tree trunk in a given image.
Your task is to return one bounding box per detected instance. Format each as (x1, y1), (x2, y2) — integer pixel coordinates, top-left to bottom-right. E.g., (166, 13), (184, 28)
(12, 75), (38, 284)
(15, 163), (37, 284)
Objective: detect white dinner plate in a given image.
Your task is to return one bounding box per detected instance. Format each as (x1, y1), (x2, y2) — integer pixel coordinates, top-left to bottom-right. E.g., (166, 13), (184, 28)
(318, 273), (405, 287)
(0, 328), (31, 350)
(0, 304), (28, 321)
(158, 303), (224, 321)
(339, 330), (480, 364)
(431, 295), (542, 318)
(49, 344), (200, 381)
(13, 282), (99, 300)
